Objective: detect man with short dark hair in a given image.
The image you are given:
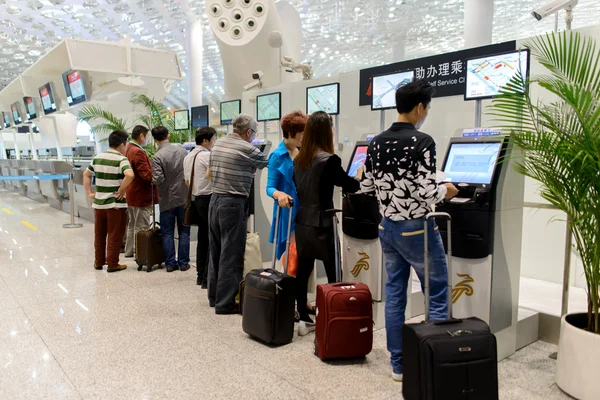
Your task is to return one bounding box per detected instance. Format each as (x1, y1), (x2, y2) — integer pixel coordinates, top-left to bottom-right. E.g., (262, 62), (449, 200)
(361, 79), (458, 382)
(123, 125), (157, 258)
(184, 127), (217, 288)
(84, 130), (134, 273)
(208, 114), (268, 314)
(151, 126), (191, 273)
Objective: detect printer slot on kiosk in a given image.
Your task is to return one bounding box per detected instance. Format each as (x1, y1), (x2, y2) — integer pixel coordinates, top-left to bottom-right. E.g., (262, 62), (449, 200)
(436, 128), (524, 361)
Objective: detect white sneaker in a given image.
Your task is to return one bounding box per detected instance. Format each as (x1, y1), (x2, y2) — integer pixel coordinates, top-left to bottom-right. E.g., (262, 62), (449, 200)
(392, 372), (403, 382)
(298, 320), (316, 336)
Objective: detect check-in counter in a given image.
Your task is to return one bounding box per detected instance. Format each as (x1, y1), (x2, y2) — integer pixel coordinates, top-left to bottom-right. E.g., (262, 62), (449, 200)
(73, 163), (94, 222)
(21, 160), (45, 202)
(38, 160), (73, 213)
(9, 159), (26, 195)
(0, 160), (9, 190)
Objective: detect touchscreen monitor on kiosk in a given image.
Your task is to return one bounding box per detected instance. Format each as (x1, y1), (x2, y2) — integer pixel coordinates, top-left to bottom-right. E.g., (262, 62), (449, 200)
(371, 70), (414, 110)
(465, 50), (530, 100)
(191, 105), (209, 128)
(442, 141), (503, 185)
(347, 141), (370, 177)
(220, 99), (241, 125)
(23, 96), (38, 120)
(306, 83), (340, 115)
(256, 92), (281, 122)
(62, 69), (91, 107)
(2, 112), (10, 128)
(38, 82), (58, 115)
(10, 102), (23, 125)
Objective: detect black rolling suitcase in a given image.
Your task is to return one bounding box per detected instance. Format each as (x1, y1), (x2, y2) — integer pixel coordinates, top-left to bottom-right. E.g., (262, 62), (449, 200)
(241, 203), (296, 346)
(135, 184), (165, 272)
(402, 212), (499, 400)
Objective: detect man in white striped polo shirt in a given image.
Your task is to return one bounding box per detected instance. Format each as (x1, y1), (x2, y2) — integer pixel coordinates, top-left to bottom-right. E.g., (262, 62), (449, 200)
(83, 130), (134, 272)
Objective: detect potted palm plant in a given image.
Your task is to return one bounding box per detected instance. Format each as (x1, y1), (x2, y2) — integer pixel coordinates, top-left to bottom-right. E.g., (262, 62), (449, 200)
(489, 31), (600, 399)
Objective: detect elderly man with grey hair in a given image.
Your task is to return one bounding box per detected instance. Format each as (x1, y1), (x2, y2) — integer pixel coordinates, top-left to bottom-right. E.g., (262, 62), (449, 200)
(207, 114), (268, 314)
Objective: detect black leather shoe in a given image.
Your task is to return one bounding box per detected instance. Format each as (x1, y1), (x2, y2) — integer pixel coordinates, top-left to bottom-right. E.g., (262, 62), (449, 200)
(201, 282), (208, 289)
(166, 266), (179, 273)
(196, 278), (202, 286)
(179, 264), (191, 272)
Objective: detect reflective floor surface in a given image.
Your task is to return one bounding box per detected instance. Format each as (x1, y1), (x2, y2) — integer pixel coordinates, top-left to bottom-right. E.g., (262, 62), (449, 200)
(0, 189), (571, 399)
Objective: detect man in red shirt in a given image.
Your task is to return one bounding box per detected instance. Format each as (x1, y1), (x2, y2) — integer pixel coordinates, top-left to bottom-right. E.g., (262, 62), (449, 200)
(124, 125), (157, 258)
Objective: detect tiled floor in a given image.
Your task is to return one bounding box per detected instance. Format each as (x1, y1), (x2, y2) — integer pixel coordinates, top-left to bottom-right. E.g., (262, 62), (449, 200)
(0, 189), (572, 399)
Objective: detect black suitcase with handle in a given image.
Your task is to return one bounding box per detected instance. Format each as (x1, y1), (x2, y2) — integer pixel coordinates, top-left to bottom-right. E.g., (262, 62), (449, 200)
(135, 184), (165, 273)
(241, 202), (296, 346)
(402, 212), (499, 400)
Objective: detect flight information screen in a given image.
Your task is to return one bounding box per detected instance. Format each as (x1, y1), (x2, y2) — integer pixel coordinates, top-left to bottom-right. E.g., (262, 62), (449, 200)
(372, 71), (414, 110)
(443, 142), (502, 185)
(256, 92), (281, 122)
(307, 83), (339, 115)
(220, 100), (241, 125)
(191, 105), (209, 128)
(347, 145), (369, 177)
(465, 50), (529, 100)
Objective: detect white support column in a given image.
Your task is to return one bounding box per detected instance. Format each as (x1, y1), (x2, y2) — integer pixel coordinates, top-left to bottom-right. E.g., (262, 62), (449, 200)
(29, 132), (38, 160)
(464, 0), (494, 49)
(13, 132), (20, 160)
(186, 19), (203, 110)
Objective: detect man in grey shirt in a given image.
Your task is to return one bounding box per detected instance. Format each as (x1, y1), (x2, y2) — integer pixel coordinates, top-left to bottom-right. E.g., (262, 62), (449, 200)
(208, 114), (268, 314)
(151, 126), (191, 273)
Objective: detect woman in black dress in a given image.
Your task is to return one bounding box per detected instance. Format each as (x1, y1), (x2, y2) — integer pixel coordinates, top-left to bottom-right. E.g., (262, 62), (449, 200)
(293, 111), (360, 336)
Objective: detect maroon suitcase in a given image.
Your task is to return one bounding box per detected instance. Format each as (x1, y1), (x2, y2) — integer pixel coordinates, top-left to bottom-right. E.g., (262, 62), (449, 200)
(314, 211), (374, 360)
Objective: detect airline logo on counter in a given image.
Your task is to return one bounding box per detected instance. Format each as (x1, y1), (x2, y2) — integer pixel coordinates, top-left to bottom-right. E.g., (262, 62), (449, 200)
(359, 41), (516, 105)
(452, 273), (475, 304)
(351, 252), (370, 278)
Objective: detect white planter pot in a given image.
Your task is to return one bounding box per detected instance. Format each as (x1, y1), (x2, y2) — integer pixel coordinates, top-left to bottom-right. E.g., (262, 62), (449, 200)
(556, 313), (600, 400)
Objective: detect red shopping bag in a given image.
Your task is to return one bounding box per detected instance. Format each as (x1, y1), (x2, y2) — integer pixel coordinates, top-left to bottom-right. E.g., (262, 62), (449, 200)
(281, 241), (298, 277)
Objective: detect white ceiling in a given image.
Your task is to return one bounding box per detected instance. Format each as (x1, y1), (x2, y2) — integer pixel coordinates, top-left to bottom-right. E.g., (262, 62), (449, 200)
(1, 0), (599, 114)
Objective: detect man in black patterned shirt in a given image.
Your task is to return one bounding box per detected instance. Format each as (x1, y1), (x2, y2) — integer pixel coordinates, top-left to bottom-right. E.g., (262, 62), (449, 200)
(361, 79), (458, 382)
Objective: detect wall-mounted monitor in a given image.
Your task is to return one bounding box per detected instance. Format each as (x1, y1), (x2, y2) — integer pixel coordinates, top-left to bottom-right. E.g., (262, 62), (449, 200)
(10, 102), (23, 125)
(23, 96), (38, 120)
(191, 105), (209, 128)
(465, 49), (530, 100)
(371, 70), (415, 110)
(62, 69), (91, 107)
(174, 109), (189, 131)
(220, 99), (241, 125)
(306, 83), (340, 115)
(38, 82), (58, 115)
(2, 112), (10, 128)
(256, 92), (281, 122)
(442, 141), (503, 185)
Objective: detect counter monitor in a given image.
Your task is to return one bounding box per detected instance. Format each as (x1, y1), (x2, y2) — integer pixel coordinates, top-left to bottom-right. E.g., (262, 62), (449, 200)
(11, 102), (23, 125)
(2, 112), (10, 128)
(306, 83), (340, 115)
(220, 99), (241, 125)
(442, 141), (503, 185)
(191, 105), (209, 128)
(347, 143), (369, 178)
(23, 97), (38, 120)
(39, 83), (58, 115)
(465, 50), (530, 100)
(371, 70), (415, 110)
(174, 109), (189, 131)
(62, 69), (90, 106)
(256, 92), (281, 122)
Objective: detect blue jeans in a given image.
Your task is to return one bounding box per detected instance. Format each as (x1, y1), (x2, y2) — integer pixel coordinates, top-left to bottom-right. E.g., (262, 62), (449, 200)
(379, 217), (449, 374)
(160, 206), (190, 269)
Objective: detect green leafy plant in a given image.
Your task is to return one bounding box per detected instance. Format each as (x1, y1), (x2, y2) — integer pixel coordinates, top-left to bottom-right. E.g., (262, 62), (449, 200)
(77, 104), (127, 136)
(488, 31), (600, 333)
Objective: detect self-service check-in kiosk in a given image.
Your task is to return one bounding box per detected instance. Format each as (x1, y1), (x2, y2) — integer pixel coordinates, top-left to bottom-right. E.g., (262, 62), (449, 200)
(249, 139), (272, 261)
(437, 127), (524, 361)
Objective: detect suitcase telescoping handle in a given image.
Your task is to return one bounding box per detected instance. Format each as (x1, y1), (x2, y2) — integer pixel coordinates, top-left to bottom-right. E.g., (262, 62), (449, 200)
(424, 212), (452, 322)
(270, 200), (294, 274)
(326, 208), (343, 283)
(151, 182), (158, 230)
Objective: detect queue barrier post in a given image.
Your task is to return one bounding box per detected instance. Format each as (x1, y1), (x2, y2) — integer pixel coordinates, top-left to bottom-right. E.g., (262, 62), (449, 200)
(62, 172), (83, 229)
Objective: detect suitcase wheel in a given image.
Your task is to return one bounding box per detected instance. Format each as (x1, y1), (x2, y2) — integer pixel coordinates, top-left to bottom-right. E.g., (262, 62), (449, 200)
(147, 264), (153, 273)
(136, 260), (143, 271)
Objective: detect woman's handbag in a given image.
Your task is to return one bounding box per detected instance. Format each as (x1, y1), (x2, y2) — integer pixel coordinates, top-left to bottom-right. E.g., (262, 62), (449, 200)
(183, 153), (201, 226)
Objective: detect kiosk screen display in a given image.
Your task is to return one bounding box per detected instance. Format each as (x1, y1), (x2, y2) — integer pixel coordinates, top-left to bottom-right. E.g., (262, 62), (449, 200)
(347, 144), (369, 177)
(465, 50), (529, 100)
(39, 83), (57, 115)
(256, 92), (281, 122)
(443, 142), (502, 185)
(371, 71), (414, 110)
(62, 70), (88, 106)
(23, 97), (37, 120)
(191, 105), (209, 128)
(306, 83), (340, 115)
(220, 100), (241, 125)
(2, 112), (10, 128)
(11, 102), (22, 125)
(174, 110), (189, 131)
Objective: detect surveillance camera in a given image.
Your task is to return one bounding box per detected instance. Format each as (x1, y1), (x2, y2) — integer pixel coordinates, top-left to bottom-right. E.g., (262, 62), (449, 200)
(244, 81), (261, 91)
(283, 56), (293, 62)
(251, 71), (264, 80)
(531, 0), (578, 21)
